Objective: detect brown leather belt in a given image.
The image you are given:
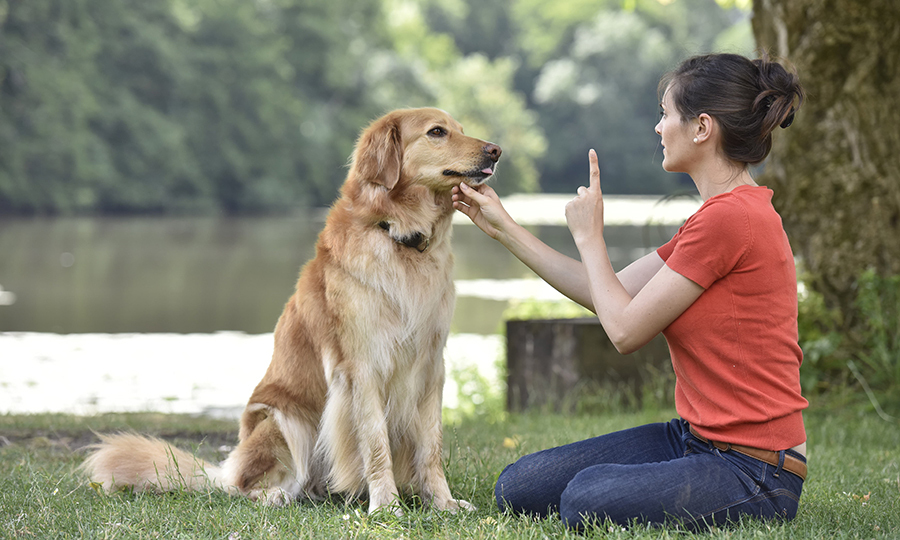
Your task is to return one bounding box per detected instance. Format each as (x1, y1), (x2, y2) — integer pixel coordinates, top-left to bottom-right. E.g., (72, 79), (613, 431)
(689, 426), (807, 481)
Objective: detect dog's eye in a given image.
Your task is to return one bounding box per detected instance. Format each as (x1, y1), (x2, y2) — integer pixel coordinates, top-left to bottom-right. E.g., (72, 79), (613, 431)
(427, 127), (447, 138)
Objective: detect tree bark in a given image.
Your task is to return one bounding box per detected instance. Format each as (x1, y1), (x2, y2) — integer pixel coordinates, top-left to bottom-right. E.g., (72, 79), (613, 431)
(752, 0), (900, 328)
(505, 318), (672, 412)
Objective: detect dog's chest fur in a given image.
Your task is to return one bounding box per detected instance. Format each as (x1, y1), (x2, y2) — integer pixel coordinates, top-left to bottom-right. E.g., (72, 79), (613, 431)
(315, 202), (456, 379)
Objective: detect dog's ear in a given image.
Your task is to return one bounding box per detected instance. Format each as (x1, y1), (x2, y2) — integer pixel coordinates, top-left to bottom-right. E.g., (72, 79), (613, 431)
(353, 115), (402, 190)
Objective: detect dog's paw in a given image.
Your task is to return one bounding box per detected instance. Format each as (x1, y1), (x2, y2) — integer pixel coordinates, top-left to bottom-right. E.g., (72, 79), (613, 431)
(368, 500), (404, 517)
(434, 498), (476, 513)
(248, 487), (291, 507)
(367, 485), (403, 516)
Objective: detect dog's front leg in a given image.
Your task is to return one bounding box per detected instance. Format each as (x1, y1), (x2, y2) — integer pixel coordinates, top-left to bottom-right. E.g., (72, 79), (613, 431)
(354, 381), (402, 515)
(416, 385), (476, 513)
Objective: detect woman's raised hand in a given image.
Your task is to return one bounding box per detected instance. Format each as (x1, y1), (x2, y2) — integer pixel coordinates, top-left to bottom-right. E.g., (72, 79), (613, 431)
(565, 149), (605, 244)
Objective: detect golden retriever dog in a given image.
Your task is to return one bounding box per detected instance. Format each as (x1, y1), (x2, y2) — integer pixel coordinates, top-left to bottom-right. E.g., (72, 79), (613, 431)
(81, 108), (501, 515)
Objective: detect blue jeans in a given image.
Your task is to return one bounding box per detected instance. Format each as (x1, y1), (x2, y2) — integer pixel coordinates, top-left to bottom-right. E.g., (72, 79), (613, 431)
(494, 418), (805, 530)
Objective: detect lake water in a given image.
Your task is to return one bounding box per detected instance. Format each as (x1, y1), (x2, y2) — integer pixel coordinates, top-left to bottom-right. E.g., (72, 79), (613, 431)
(0, 194), (697, 335)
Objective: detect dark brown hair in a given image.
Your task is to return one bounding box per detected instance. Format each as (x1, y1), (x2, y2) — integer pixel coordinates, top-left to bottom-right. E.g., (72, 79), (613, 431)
(659, 52), (804, 165)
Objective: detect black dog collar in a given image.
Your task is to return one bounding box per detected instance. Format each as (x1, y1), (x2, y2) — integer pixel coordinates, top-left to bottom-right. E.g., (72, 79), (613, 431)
(379, 221), (430, 253)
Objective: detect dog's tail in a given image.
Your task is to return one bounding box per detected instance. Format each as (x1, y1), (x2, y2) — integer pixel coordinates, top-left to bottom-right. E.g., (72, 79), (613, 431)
(80, 433), (229, 494)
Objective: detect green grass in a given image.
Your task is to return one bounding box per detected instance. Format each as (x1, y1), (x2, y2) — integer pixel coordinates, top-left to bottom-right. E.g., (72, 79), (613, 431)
(1, 407), (898, 539)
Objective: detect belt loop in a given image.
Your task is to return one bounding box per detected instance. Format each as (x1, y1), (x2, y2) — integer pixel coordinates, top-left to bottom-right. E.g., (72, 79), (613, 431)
(774, 450), (786, 478)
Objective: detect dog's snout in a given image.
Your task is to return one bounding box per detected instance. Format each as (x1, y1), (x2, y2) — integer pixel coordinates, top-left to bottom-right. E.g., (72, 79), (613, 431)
(483, 143), (502, 162)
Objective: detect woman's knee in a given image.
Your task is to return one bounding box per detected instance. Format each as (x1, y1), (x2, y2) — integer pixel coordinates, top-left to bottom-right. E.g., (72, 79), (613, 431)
(559, 469), (598, 528)
(494, 454), (559, 516)
(559, 465), (634, 529)
(494, 463), (517, 511)
(494, 457), (537, 512)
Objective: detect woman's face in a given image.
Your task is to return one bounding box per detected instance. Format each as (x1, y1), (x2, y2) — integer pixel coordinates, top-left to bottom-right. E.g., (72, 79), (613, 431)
(654, 88), (696, 173)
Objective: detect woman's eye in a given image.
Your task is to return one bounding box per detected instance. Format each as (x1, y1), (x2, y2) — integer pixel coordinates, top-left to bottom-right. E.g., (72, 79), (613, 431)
(659, 106), (666, 118)
(428, 127), (447, 137)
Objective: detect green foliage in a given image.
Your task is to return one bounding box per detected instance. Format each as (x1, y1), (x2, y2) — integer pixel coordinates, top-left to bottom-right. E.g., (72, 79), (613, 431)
(0, 0), (310, 213)
(531, 7), (677, 194)
(419, 0), (753, 195)
(501, 298), (594, 322)
(797, 276), (846, 394)
(380, 0), (547, 196)
(444, 358), (508, 426)
(852, 270), (900, 398)
(0, 0), (752, 214)
(528, 0), (753, 194)
(798, 269), (900, 414)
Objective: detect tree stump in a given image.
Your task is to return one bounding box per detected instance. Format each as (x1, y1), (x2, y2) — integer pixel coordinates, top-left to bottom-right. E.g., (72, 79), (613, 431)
(505, 318), (671, 412)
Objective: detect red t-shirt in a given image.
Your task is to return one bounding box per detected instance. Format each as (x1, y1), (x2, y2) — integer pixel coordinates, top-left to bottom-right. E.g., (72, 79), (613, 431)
(657, 185), (808, 451)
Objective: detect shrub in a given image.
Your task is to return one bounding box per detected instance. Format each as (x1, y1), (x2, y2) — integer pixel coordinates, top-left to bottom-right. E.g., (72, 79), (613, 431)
(798, 269), (900, 414)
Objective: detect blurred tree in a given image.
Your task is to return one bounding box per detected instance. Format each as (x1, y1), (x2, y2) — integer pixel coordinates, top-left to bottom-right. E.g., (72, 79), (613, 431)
(0, 0), (111, 213)
(0, 0), (302, 213)
(379, 0), (546, 195)
(0, 0), (753, 214)
(419, 0), (519, 60)
(267, 0), (397, 206)
(85, 0), (207, 212)
(531, 9), (677, 194)
(512, 0), (617, 68)
(0, 0), (394, 212)
(176, 0), (305, 212)
(418, 0), (753, 194)
(752, 0), (900, 331)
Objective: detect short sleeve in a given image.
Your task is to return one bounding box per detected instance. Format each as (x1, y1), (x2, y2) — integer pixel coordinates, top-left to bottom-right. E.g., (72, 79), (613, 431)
(656, 226), (681, 262)
(658, 196), (751, 289)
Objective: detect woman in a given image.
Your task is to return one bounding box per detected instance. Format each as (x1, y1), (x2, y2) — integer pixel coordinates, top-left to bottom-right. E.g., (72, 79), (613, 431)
(452, 53), (808, 529)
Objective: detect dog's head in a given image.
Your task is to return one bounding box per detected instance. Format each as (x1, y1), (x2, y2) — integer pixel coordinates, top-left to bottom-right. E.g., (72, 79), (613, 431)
(351, 108), (501, 192)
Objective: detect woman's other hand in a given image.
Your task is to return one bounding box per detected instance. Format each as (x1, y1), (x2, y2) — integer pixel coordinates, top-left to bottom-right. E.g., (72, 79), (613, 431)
(452, 183), (513, 241)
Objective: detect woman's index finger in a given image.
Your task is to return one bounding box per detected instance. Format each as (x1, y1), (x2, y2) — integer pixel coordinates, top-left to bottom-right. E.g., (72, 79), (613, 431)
(588, 149), (601, 190)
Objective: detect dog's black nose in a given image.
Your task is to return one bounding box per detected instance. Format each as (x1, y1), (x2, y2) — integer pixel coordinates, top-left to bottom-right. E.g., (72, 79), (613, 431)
(483, 143), (502, 162)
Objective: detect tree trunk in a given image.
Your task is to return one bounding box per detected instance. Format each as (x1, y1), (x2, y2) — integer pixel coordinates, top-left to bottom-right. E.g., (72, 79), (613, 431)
(751, 0), (900, 329)
(505, 318), (672, 412)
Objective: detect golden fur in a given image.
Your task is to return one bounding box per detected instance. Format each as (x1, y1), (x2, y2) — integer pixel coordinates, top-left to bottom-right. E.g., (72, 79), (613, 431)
(80, 108), (501, 514)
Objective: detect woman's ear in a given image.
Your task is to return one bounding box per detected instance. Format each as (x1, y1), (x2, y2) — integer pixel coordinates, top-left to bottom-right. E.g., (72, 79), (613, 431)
(352, 115), (402, 189)
(694, 113), (715, 144)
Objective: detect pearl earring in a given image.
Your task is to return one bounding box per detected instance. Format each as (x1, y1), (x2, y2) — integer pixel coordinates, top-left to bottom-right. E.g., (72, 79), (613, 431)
(693, 137), (699, 143)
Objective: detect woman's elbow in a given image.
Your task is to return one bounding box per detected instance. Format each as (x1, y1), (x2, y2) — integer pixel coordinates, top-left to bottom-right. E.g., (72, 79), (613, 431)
(605, 328), (648, 355)
(612, 340), (641, 356)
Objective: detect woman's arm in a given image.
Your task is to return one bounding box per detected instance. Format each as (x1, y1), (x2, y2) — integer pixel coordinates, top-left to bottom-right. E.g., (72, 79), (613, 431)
(616, 251), (666, 298)
(452, 183), (668, 311)
(578, 239), (703, 353)
(566, 151), (704, 353)
(452, 182), (594, 309)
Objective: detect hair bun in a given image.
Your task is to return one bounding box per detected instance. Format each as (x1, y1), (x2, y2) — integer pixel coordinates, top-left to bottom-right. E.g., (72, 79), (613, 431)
(753, 54), (804, 135)
(779, 109), (795, 129)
